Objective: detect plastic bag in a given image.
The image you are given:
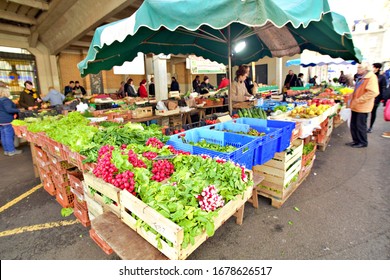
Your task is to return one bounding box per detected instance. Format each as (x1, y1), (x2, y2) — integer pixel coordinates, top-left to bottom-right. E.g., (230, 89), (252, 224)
(384, 100), (390, 121)
(339, 108), (351, 127)
(156, 101), (168, 111)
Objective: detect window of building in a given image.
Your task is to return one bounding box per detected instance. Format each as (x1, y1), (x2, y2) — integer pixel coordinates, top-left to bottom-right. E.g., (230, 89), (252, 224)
(0, 48), (39, 95)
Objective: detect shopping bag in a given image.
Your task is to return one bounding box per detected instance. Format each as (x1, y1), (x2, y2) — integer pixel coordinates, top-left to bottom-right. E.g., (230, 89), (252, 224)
(340, 108), (351, 127)
(384, 99), (390, 121)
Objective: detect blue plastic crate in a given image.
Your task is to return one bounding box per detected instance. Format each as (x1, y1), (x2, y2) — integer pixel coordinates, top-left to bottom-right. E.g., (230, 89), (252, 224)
(167, 128), (258, 169)
(199, 122), (281, 165)
(232, 118), (295, 152)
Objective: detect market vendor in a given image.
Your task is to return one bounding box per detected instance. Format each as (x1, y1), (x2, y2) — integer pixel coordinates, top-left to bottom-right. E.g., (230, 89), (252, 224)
(19, 81), (42, 110)
(73, 81), (86, 95)
(200, 76), (214, 94)
(231, 67), (252, 102)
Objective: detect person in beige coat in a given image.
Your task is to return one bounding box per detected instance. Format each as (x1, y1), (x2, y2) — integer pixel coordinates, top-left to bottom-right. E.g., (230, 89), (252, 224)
(346, 62), (379, 148)
(231, 66), (252, 103)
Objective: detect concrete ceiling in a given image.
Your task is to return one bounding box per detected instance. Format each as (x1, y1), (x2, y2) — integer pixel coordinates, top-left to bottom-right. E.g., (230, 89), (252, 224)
(0, 0), (143, 53)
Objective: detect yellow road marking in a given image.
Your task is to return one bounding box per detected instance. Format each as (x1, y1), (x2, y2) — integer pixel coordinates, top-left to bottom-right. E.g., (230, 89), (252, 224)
(0, 184), (42, 214)
(0, 219), (80, 237)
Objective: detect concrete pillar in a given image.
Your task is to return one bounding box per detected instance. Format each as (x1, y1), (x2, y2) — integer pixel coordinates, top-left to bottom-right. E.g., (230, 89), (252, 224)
(153, 55), (168, 101)
(28, 43), (60, 95)
(275, 57), (283, 90)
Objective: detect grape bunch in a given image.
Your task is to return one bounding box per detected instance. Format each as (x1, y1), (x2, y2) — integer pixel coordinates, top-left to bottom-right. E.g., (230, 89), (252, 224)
(196, 185), (225, 212)
(146, 137), (164, 149)
(128, 150), (147, 168)
(151, 159), (174, 182)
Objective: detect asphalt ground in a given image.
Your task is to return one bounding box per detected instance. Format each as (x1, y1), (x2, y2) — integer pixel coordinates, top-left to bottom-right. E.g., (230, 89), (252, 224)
(0, 107), (389, 260)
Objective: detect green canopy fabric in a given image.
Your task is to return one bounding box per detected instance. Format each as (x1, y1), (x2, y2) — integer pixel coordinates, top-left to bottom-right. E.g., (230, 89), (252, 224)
(78, 0), (362, 77)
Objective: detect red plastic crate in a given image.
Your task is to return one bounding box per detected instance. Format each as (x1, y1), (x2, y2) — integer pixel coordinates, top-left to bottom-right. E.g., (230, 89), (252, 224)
(68, 171), (84, 194)
(42, 177), (56, 196)
(34, 145), (48, 162)
(74, 197), (90, 227)
(55, 185), (74, 208)
(89, 229), (113, 255)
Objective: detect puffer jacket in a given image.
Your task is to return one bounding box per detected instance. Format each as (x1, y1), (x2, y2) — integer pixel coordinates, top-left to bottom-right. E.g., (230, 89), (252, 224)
(0, 97), (19, 123)
(350, 71), (379, 113)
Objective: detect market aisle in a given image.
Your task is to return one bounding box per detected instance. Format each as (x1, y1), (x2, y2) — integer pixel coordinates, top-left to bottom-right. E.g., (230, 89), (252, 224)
(0, 109), (389, 260)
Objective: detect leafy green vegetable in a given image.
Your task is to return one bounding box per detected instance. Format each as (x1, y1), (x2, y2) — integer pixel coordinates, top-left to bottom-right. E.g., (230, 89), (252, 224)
(188, 139), (236, 153)
(61, 208), (74, 217)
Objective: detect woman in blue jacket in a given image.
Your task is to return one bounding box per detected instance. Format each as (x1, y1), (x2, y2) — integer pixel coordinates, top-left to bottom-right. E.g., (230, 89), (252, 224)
(0, 85), (22, 156)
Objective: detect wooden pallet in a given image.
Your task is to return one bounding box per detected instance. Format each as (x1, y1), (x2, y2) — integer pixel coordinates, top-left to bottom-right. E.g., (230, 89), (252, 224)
(120, 185), (253, 260)
(317, 135), (331, 152)
(90, 212), (167, 259)
(257, 166), (311, 209)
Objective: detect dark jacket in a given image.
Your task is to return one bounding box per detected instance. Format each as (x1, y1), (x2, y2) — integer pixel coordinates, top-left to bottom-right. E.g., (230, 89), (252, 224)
(192, 79), (201, 93)
(64, 85), (73, 96)
(170, 81), (180, 91)
(374, 73), (387, 104)
(19, 89), (41, 109)
(284, 74), (297, 88)
(244, 77), (254, 95)
(296, 78), (304, 87)
(0, 97), (20, 123)
(200, 82), (214, 94)
(148, 83), (155, 96)
(124, 83), (137, 97)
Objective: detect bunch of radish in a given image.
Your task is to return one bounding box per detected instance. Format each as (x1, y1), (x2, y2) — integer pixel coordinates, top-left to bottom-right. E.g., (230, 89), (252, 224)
(128, 150), (147, 168)
(196, 185), (225, 212)
(151, 159), (174, 182)
(146, 137), (164, 149)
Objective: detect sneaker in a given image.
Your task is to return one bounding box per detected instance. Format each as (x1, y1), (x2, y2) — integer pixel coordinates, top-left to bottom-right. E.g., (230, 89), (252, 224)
(7, 150), (23, 156)
(367, 128), (372, 133)
(4, 151), (9, 156)
(382, 132), (390, 138)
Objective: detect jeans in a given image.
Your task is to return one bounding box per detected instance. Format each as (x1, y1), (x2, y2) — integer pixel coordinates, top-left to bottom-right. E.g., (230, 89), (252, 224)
(0, 124), (16, 153)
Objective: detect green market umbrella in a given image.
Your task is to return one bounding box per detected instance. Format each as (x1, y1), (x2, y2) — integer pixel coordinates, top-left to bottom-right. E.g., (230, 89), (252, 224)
(78, 0), (361, 112)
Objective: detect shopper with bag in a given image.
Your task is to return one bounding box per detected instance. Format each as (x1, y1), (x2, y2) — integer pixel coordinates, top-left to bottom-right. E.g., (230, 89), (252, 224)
(346, 62), (379, 148)
(283, 70), (297, 90)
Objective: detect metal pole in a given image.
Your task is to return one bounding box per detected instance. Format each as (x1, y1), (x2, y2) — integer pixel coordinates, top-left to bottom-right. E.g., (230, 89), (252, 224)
(228, 26), (233, 115)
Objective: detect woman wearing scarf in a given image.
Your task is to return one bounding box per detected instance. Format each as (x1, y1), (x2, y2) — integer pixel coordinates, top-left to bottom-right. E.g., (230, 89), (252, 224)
(19, 81), (42, 110)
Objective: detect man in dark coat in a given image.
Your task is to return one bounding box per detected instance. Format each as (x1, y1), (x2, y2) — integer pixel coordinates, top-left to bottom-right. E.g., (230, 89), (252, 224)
(284, 70), (297, 89)
(368, 63), (387, 132)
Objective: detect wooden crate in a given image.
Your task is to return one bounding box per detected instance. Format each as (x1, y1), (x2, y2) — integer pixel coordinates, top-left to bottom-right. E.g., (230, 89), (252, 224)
(317, 135), (331, 152)
(155, 108), (180, 116)
(131, 107), (153, 119)
(120, 185), (253, 260)
(83, 173), (121, 217)
(253, 139), (303, 207)
(299, 155), (315, 182)
(84, 191), (104, 217)
(253, 139), (302, 186)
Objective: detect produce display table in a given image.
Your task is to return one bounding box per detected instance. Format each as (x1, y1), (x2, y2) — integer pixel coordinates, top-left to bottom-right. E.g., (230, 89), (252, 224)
(131, 114), (162, 123)
(197, 104), (228, 119)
